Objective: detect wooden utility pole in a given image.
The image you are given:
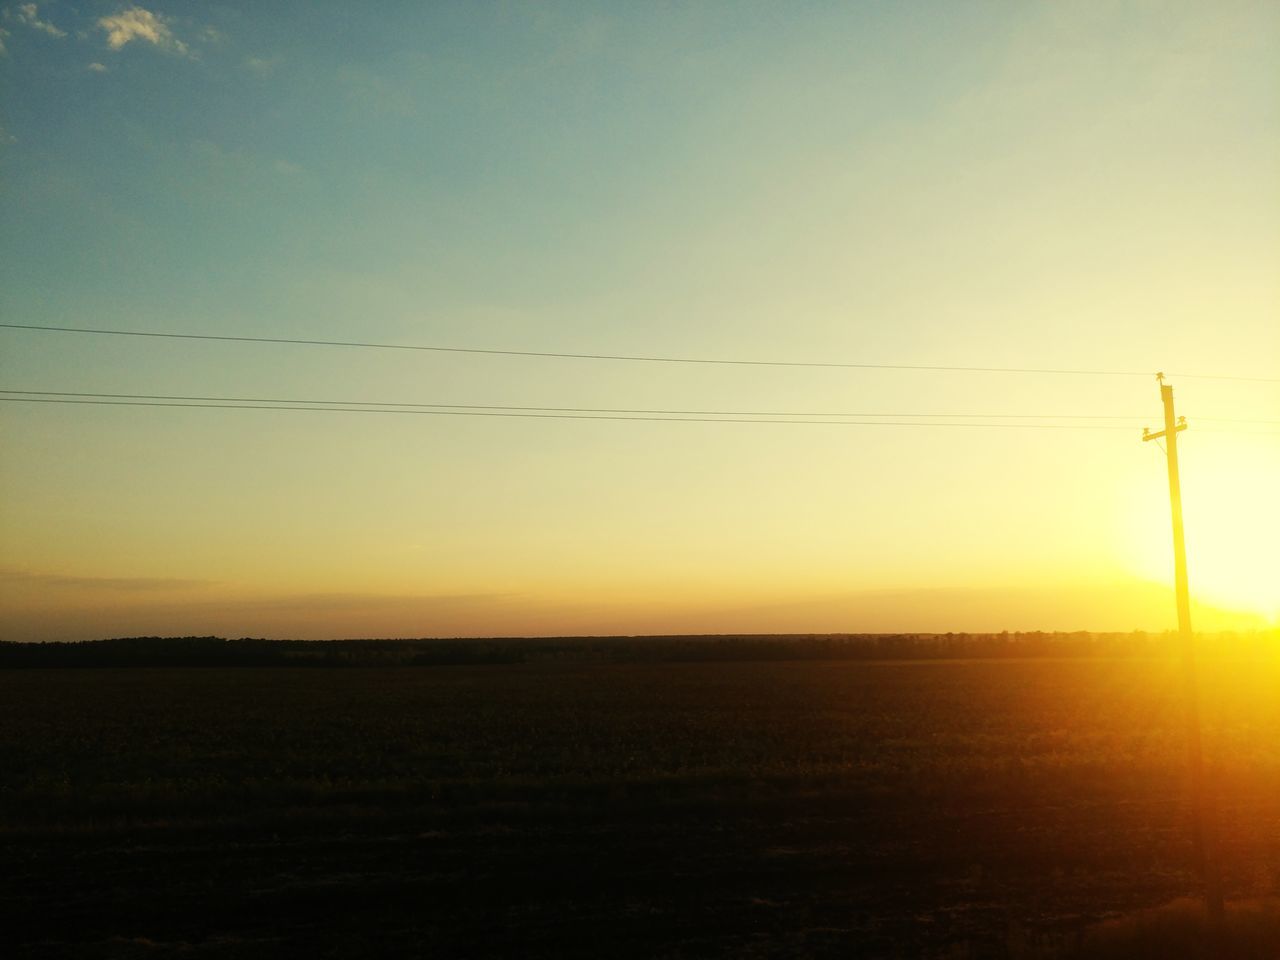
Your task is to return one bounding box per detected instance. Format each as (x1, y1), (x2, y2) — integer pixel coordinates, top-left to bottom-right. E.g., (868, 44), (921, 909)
(1142, 374), (1225, 929)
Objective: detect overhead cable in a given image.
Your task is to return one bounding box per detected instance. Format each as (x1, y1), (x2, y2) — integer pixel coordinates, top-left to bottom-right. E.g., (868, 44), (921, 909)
(3, 390), (1275, 424)
(3, 322), (1274, 382)
(8, 395), (1280, 434)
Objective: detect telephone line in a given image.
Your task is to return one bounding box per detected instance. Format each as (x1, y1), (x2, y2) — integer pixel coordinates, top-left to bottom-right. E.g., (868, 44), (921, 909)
(6, 396), (1279, 434)
(1, 396), (1152, 428)
(0, 389), (1160, 421)
(4, 390), (1276, 425)
(5, 322), (1274, 382)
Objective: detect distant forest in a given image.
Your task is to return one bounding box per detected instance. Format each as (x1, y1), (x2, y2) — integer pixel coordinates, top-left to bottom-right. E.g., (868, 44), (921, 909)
(1, 631), (1276, 667)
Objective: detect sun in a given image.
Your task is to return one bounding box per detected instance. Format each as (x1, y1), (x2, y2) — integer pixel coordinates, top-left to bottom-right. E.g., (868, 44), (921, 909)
(1124, 439), (1280, 624)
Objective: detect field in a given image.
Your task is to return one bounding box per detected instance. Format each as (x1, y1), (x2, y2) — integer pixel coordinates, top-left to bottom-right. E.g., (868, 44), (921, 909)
(3, 653), (1279, 957)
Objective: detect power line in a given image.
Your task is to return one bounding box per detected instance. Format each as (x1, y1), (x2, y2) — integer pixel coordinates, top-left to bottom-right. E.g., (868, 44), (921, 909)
(0, 396), (1150, 427)
(0, 389), (1155, 420)
(5, 390), (1276, 424)
(6, 395), (1278, 434)
(1192, 417), (1280, 425)
(5, 321), (1273, 382)
(1168, 372), (1280, 384)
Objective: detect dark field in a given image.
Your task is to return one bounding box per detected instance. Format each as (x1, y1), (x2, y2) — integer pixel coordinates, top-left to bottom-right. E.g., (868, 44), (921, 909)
(3, 656), (1279, 958)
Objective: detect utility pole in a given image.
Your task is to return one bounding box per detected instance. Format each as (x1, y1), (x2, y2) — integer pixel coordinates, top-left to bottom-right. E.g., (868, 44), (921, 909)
(1142, 373), (1225, 930)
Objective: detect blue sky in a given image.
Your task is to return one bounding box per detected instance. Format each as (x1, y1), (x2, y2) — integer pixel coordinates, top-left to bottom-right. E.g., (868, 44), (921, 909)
(4, 4), (1022, 335)
(1, 2), (1277, 639)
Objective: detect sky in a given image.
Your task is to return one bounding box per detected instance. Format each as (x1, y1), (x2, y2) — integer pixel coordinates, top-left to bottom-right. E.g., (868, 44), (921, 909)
(1, 1), (1277, 641)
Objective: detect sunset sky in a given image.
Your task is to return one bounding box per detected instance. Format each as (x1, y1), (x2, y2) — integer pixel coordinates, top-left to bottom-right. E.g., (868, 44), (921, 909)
(1, 1), (1277, 641)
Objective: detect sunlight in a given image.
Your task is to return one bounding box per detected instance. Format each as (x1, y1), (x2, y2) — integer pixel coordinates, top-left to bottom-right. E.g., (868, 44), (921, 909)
(1127, 442), (1280, 624)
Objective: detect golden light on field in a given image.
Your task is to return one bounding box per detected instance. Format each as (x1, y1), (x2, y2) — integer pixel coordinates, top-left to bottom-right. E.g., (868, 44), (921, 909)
(1125, 440), (1280, 625)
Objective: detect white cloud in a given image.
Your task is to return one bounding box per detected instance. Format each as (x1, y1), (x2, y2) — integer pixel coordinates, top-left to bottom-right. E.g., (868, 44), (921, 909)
(98, 6), (189, 56)
(10, 3), (66, 38)
(87, 61), (107, 73)
(244, 55), (280, 75)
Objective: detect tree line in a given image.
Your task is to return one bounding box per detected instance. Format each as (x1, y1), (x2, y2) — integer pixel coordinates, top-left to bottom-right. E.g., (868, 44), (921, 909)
(0, 631), (1275, 667)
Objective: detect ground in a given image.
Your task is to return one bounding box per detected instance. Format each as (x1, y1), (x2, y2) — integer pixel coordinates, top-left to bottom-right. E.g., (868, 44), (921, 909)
(2, 657), (1277, 957)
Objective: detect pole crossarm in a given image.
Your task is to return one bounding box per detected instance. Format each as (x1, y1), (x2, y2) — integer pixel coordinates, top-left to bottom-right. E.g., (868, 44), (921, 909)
(1142, 417), (1187, 442)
